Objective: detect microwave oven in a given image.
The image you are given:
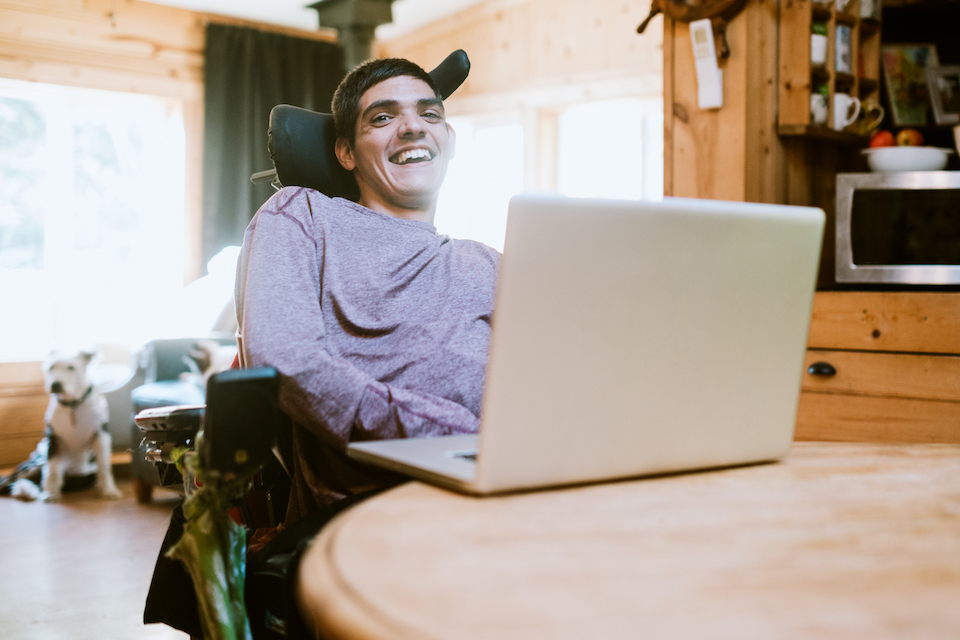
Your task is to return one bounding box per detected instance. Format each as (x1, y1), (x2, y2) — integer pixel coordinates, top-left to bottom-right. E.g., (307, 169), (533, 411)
(836, 171), (960, 285)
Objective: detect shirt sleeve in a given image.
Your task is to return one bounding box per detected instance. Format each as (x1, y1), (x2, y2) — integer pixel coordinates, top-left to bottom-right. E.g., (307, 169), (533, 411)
(236, 189), (479, 452)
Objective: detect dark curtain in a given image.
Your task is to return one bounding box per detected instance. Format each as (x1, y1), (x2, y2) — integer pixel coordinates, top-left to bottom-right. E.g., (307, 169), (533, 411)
(202, 24), (344, 271)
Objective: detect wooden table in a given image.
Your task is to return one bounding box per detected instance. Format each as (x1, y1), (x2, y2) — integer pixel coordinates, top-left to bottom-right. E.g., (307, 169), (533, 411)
(296, 443), (960, 639)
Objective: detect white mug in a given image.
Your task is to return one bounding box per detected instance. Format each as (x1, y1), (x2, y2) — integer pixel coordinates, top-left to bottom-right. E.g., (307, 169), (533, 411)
(833, 93), (861, 130)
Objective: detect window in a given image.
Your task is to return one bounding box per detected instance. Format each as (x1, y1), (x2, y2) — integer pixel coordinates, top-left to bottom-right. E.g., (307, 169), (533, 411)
(557, 98), (663, 202)
(433, 97), (664, 251)
(435, 117), (524, 252)
(0, 79), (186, 362)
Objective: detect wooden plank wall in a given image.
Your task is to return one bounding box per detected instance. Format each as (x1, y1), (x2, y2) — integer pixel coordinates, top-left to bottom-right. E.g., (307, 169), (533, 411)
(376, 0), (663, 113)
(663, 0), (782, 203)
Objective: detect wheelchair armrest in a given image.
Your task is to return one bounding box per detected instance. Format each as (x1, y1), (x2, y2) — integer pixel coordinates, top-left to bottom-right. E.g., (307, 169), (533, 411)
(133, 366), (280, 485)
(135, 404), (206, 432)
(202, 366), (280, 477)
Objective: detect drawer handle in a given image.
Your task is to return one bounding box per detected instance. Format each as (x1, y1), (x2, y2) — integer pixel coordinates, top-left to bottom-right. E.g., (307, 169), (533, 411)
(807, 361), (837, 377)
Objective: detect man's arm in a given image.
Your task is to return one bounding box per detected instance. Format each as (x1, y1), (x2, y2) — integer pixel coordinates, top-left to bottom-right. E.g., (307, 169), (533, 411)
(236, 189), (479, 452)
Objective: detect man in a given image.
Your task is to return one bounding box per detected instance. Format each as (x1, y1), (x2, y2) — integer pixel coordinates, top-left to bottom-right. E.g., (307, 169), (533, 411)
(235, 57), (500, 523)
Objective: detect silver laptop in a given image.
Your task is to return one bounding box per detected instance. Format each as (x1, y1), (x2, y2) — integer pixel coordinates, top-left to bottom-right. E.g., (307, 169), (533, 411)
(348, 194), (825, 495)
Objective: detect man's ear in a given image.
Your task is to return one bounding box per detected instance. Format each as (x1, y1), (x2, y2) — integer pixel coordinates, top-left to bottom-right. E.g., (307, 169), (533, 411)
(335, 138), (356, 171)
(446, 123), (457, 160)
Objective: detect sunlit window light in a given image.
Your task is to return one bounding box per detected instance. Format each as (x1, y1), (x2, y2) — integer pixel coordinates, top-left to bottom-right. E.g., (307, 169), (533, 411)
(0, 79), (186, 362)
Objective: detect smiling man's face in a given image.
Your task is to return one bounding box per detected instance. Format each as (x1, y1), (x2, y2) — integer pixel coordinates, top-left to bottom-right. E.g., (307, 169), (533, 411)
(335, 75), (456, 222)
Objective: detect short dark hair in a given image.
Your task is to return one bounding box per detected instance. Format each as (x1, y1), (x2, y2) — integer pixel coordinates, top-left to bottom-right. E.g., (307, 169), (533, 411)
(331, 58), (441, 146)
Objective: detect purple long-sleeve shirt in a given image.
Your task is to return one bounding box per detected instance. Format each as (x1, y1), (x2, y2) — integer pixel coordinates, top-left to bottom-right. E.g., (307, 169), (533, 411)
(236, 186), (499, 520)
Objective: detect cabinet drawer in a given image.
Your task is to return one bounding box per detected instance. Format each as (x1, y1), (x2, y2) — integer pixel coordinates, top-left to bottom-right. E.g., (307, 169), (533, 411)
(795, 392), (960, 443)
(0, 395), (47, 467)
(808, 292), (960, 354)
(802, 350), (960, 402)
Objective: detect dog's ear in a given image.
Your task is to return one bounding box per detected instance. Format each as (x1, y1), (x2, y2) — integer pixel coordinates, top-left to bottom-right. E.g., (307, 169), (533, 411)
(78, 350), (97, 365)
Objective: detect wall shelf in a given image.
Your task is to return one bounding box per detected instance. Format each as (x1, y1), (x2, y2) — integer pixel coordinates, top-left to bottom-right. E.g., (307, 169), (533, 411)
(778, 124), (869, 143)
(778, 0), (882, 140)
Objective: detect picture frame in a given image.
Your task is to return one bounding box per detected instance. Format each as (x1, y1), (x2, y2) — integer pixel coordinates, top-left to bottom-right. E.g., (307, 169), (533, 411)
(925, 65), (960, 126)
(881, 44), (940, 126)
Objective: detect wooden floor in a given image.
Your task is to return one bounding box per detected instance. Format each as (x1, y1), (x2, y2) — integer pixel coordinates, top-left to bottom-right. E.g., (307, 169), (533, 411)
(0, 465), (188, 640)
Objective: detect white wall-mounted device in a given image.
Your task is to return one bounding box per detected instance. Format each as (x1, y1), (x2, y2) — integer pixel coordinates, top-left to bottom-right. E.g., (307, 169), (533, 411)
(689, 18), (723, 110)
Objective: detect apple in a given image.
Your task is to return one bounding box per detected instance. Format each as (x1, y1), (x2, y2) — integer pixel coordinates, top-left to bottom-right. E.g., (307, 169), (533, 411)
(896, 129), (924, 146)
(870, 130), (895, 148)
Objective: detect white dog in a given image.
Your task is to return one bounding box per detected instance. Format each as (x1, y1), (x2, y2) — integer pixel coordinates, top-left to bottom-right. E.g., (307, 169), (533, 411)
(34, 350), (121, 501)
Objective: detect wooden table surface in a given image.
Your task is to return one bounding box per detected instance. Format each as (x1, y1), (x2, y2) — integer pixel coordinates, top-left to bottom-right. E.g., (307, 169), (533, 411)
(296, 443), (960, 640)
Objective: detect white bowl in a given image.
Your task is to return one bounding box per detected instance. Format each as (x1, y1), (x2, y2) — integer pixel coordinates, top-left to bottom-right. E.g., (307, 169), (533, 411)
(861, 146), (954, 172)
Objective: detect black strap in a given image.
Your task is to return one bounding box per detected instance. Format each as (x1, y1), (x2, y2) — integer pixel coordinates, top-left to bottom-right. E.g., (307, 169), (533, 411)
(57, 385), (93, 408)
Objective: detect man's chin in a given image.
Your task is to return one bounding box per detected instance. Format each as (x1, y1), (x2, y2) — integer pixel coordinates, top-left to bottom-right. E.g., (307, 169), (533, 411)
(391, 191), (439, 213)
(389, 180), (444, 207)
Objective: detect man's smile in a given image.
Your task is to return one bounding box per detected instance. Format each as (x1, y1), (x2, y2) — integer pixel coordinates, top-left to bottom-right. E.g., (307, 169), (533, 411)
(391, 148), (435, 165)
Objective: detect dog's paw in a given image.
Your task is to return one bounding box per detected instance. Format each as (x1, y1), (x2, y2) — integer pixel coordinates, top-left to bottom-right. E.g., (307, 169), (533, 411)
(10, 479), (42, 502)
(101, 486), (122, 500)
(41, 491), (61, 503)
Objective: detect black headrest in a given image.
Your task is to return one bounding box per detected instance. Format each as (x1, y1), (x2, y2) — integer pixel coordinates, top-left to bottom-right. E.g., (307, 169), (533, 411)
(267, 50), (470, 201)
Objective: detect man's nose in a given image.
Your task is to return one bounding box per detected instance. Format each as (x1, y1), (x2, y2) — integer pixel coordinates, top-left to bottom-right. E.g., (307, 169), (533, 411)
(397, 113), (426, 138)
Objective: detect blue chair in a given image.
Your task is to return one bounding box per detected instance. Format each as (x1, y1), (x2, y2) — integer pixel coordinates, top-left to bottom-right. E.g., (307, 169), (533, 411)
(130, 335), (236, 502)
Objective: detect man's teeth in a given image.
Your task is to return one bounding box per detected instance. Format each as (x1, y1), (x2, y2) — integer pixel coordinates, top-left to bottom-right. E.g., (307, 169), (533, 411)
(394, 149), (432, 164)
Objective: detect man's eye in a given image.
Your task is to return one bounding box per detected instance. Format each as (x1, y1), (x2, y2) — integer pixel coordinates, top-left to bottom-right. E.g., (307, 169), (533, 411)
(371, 114), (391, 124)
(422, 111), (442, 121)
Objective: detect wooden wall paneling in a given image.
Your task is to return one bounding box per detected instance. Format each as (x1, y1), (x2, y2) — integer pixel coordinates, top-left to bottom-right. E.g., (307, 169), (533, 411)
(782, 137), (811, 205)
(662, 14), (675, 197)
(0, 0), (204, 98)
(744, 0), (785, 204)
(858, 21), (881, 103)
(795, 392), (960, 443)
(803, 350), (960, 402)
(376, 0), (662, 106)
(825, 11), (836, 127)
(849, 0), (860, 99)
(667, 16), (702, 199)
(668, 6), (749, 201)
(808, 292), (960, 354)
(778, 0), (812, 128)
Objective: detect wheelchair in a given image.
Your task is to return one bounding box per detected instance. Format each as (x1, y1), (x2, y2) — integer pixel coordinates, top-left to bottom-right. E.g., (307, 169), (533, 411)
(137, 50), (470, 640)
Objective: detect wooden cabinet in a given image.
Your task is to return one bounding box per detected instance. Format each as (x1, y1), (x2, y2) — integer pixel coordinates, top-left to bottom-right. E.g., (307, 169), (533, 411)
(778, 0), (882, 141)
(0, 362), (47, 468)
(795, 291), (960, 442)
